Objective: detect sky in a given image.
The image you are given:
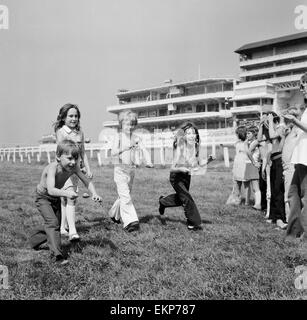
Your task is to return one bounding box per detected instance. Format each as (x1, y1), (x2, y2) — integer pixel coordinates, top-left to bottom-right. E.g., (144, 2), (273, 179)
(0, 0), (303, 146)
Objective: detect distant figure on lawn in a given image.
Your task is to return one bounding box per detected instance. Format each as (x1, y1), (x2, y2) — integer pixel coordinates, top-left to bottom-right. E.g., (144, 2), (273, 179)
(108, 110), (153, 232)
(28, 140), (102, 265)
(227, 125), (257, 206)
(54, 103), (93, 242)
(158, 122), (213, 231)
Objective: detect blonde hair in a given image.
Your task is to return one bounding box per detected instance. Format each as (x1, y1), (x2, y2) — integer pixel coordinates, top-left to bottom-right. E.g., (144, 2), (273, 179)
(118, 110), (138, 129)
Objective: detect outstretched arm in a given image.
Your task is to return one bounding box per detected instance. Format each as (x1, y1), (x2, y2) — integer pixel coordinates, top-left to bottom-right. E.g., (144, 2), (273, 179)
(283, 114), (307, 133)
(75, 167), (102, 203)
(268, 114), (280, 139)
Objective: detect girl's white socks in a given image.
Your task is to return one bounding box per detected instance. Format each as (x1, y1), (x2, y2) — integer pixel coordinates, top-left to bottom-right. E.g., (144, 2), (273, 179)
(60, 203), (68, 233)
(66, 204), (77, 235)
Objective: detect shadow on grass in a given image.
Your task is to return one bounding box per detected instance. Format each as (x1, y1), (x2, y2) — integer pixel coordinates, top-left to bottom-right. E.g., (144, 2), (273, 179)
(139, 214), (212, 226)
(65, 237), (118, 254)
(283, 254), (307, 268)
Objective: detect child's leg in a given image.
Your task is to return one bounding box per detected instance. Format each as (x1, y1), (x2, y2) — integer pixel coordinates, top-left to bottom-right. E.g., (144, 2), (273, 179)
(244, 181), (250, 205)
(265, 166), (271, 218)
(60, 197), (68, 235)
(170, 173), (201, 227)
(34, 195), (63, 257)
(234, 181), (242, 198)
(109, 198), (121, 221)
(62, 176), (79, 240)
(114, 167), (139, 229)
(251, 180), (261, 210)
(287, 166), (303, 237)
(66, 195), (78, 238)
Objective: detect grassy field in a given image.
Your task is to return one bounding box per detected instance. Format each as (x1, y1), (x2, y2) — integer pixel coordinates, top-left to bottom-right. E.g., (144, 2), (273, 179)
(0, 159), (307, 300)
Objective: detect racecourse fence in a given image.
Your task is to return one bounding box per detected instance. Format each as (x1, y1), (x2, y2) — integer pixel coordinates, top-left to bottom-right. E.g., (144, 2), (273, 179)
(0, 129), (236, 167)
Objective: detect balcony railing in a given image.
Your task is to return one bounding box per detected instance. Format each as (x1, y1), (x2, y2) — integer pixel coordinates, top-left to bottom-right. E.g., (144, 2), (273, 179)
(107, 91), (234, 112)
(239, 49), (307, 67)
(239, 60), (307, 78)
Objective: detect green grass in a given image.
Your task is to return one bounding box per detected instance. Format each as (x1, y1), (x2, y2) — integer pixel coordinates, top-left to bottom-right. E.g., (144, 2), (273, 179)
(0, 160), (307, 300)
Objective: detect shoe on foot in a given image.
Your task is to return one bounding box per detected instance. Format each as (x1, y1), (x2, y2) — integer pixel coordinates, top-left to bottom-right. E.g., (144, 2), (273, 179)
(252, 205), (261, 211)
(187, 225), (203, 231)
(82, 192), (90, 198)
(159, 196), (165, 215)
(124, 221), (140, 232)
(276, 219), (288, 230)
(32, 241), (49, 251)
(69, 233), (80, 242)
(55, 255), (69, 266)
(266, 219), (273, 224)
(111, 217), (121, 224)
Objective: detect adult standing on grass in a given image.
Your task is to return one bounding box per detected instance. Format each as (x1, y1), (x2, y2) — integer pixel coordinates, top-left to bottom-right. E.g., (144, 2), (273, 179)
(158, 122), (213, 231)
(54, 103), (93, 242)
(108, 110), (153, 232)
(267, 112), (287, 229)
(29, 140), (102, 265)
(280, 107), (301, 223)
(284, 100), (307, 249)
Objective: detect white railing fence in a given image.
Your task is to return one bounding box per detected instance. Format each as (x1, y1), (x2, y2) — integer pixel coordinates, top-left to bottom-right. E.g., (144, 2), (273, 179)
(0, 129), (236, 167)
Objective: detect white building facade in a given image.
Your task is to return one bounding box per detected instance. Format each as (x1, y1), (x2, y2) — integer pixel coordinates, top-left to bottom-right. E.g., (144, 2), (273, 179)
(103, 31), (307, 142)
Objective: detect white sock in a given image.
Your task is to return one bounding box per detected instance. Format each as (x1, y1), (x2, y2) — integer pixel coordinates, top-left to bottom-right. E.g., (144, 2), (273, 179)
(60, 203), (68, 232)
(66, 204), (77, 235)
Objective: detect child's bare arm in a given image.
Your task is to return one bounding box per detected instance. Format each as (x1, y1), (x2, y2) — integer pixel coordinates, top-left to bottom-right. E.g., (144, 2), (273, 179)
(244, 141), (255, 164)
(268, 114), (280, 139)
(284, 114), (307, 133)
(75, 168), (102, 203)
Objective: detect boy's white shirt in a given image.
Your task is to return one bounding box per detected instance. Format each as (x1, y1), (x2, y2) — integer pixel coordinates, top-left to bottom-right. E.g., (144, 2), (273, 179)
(291, 108), (307, 165)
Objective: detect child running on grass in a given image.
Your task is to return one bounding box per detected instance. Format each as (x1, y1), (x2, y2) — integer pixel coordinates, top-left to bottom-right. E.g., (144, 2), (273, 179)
(54, 103), (93, 241)
(108, 110), (153, 232)
(158, 122), (213, 231)
(29, 140), (102, 265)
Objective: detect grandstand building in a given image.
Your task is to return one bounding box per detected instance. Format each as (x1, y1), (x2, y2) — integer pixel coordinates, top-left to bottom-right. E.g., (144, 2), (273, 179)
(233, 31), (307, 125)
(104, 31), (307, 134)
(104, 78), (234, 132)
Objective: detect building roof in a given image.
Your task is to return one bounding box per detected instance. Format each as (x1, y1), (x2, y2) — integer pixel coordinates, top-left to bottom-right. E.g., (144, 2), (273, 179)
(235, 31), (307, 54)
(117, 77), (234, 97)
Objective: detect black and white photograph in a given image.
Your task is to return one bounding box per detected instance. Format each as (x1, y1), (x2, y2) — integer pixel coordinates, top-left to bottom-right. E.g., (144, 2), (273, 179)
(1, 0), (307, 306)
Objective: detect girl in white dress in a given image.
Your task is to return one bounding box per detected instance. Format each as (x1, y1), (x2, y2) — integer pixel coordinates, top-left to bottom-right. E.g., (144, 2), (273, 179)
(54, 103), (93, 241)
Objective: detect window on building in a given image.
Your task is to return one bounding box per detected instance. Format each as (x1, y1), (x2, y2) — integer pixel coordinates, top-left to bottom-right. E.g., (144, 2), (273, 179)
(196, 103), (206, 112)
(223, 82), (233, 91)
(138, 111), (147, 118)
(159, 109), (167, 116)
(148, 110), (157, 117)
(185, 85), (205, 96)
(207, 121), (219, 129)
(207, 103), (219, 112)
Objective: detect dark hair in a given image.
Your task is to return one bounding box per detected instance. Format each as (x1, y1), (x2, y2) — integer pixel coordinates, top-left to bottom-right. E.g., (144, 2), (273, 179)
(54, 103), (81, 133)
(173, 122), (200, 157)
(235, 125), (247, 141)
(246, 125), (258, 138)
(56, 139), (80, 159)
